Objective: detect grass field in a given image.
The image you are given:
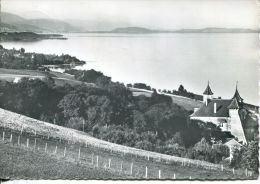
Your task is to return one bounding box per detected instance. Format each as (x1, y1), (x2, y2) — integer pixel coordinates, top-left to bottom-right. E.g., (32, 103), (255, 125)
(0, 141), (127, 180)
(130, 87), (203, 111)
(0, 108), (256, 180)
(0, 68), (95, 87)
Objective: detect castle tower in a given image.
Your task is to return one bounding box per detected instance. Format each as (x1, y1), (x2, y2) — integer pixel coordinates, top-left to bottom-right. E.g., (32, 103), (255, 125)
(203, 81), (213, 105)
(232, 82), (243, 104)
(228, 98), (247, 143)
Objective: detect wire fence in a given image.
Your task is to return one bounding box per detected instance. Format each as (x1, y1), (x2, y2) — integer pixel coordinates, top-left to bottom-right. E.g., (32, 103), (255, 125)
(0, 125), (254, 180)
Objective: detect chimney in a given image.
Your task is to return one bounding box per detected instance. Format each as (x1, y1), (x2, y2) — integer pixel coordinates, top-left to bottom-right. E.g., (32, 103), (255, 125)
(214, 103), (217, 113)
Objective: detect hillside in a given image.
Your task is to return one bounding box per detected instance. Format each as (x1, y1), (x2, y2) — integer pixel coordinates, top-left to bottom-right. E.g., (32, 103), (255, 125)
(0, 107), (253, 179)
(0, 32), (66, 42)
(111, 27), (156, 33)
(21, 19), (80, 33)
(1, 12), (26, 23)
(0, 68), (93, 87)
(104, 27), (259, 34)
(130, 87), (203, 111)
(1, 12), (80, 33)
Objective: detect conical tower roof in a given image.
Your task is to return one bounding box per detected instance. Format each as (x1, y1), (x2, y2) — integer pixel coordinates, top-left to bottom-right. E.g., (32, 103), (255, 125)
(228, 98), (239, 109)
(232, 82), (243, 103)
(203, 81), (213, 95)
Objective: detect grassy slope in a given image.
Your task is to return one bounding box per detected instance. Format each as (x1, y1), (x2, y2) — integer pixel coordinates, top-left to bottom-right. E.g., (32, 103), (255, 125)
(130, 87), (203, 111)
(0, 68), (94, 87)
(0, 108), (256, 180)
(0, 142), (126, 180)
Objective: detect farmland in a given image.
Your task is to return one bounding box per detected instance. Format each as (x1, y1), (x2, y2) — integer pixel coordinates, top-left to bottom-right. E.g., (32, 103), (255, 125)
(0, 108), (256, 180)
(0, 68), (95, 87)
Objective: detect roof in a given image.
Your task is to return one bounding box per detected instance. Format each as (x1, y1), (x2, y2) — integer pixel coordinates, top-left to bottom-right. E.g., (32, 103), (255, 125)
(228, 98), (239, 109)
(232, 88), (243, 103)
(224, 138), (242, 147)
(203, 82), (214, 95)
(191, 99), (233, 117)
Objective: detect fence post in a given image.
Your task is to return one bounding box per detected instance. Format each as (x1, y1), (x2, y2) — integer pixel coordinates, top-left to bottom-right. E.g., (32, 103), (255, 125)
(78, 147), (81, 160)
(173, 173), (176, 179)
(158, 170), (161, 179)
(130, 162), (133, 175)
(54, 145), (57, 155)
(145, 166), (148, 179)
(63, 147), (66, 157)
(108, 158), (111, 168)
(221, 164), (224, 171)
(17, 136), (20, 145)
(2, 131), (5, 141)
(20, 126), (23, 135)
(10, 134), (12, 143)
(34, 138), (37, 150)
(147, 152), (150, 161)
(245, 168), (248, 177)
(45, 143), (48, 153)
(91, 153), (94, 165)
(120, 161), (123, 172)
(189, 176), (192, 180)
(96, 155), (99, 167)
(26, 138), (29, 148)
(232, 168), (235, 175)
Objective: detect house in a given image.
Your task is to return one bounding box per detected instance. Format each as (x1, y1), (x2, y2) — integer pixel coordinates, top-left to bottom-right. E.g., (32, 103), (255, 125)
(190, 82), (247, 144)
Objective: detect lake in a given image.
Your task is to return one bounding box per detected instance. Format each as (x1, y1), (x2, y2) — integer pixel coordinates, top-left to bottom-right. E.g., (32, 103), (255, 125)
(0, 33), (258, 105)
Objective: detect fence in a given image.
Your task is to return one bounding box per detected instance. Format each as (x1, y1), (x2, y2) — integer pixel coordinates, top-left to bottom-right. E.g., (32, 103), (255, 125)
(0, 108), (233, 171)
(0, 126), (254, 180)
(0, 109), (235, 171)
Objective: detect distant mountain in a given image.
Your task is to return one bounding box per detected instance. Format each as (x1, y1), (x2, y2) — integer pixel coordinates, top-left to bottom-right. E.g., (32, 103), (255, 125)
(1, 12), (80, 33)
(21, 19), (80, 33)
(20, 11), (50, 19)
(174, 27), (259, 33)
(111, 27), (156, 33)
(107, 27), (259, 34)
(1, 12), (26, 23)
(2, 12), (259, 34)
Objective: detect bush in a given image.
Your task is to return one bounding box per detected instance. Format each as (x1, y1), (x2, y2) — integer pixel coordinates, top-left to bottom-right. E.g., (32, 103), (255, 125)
(133, 83), (152, 91)
(231, 141), (259, 173)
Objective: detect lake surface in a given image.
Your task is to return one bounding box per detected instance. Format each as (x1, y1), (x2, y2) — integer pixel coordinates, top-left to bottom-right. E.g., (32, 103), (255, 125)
(1, 33), (258, 105)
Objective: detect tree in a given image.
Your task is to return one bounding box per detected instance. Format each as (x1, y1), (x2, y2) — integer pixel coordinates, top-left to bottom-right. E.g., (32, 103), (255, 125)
(126, 83), (133, 88)
(239, 141), (259, 172)
(192, 137), (211, 161)
(133, 83), (152, 91)
(133, 110), (147, 133)
(58, 92), (85, 118)
(20, 48), (25, 54)
(178, 84), (185, 92)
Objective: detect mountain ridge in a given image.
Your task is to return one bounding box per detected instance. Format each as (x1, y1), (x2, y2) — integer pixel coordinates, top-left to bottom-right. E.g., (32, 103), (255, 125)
(1, 12), (80, 33)
(1, 12), (259, 33)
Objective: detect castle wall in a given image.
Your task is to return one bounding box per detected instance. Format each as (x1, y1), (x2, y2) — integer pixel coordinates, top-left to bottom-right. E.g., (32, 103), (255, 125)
(229, 109), (247, 143)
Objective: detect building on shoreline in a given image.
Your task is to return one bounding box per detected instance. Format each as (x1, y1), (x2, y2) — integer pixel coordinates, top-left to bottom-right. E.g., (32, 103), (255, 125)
(190, 82), (247, 144)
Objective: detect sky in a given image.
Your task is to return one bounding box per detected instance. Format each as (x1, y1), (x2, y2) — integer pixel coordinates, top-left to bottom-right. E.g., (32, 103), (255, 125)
(2, 0), (259, 30)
